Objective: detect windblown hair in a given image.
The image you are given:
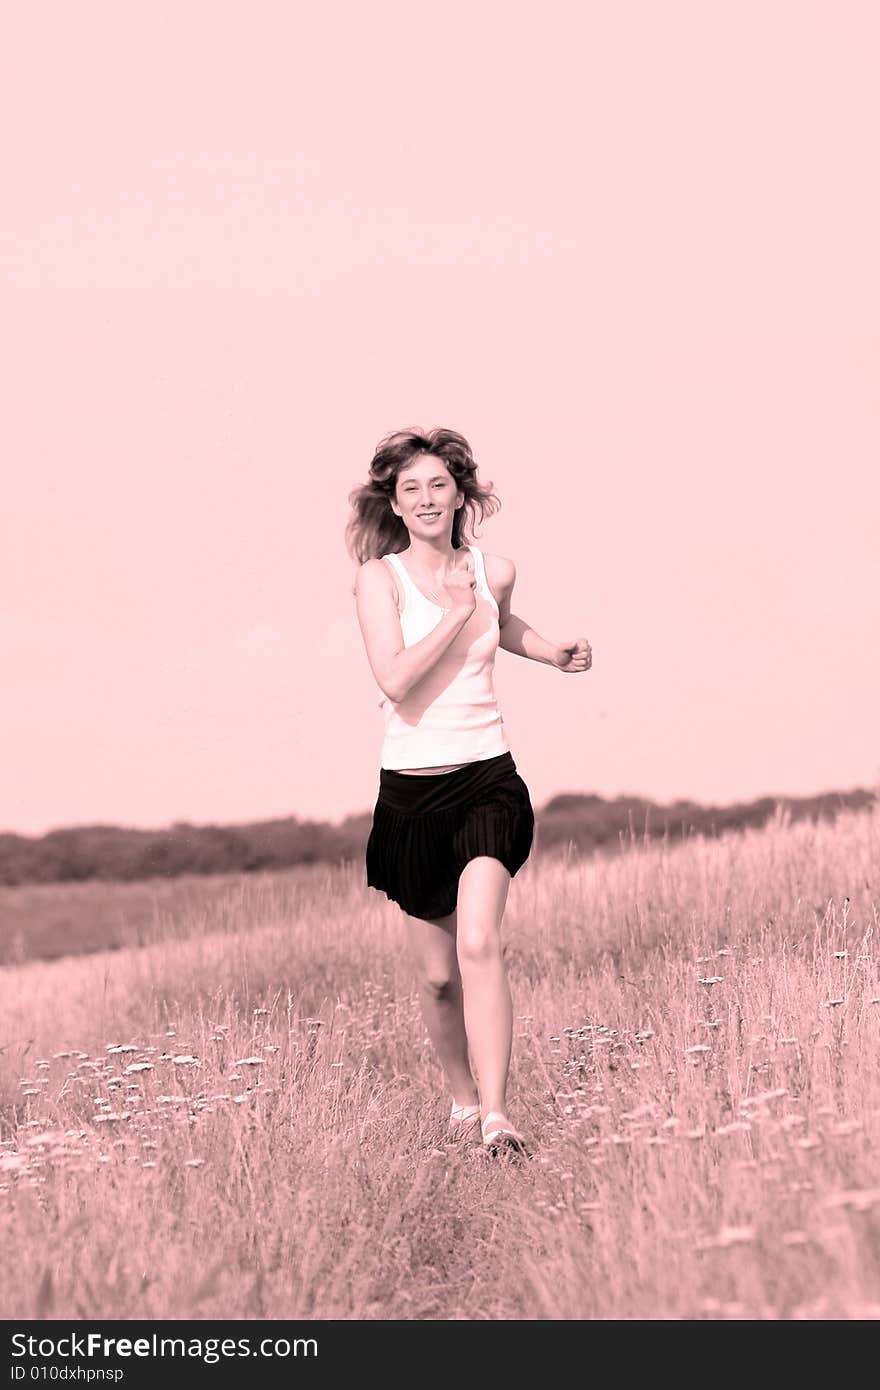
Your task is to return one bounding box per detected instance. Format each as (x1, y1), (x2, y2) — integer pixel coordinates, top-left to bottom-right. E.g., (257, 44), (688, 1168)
(345, 427), (501, 582)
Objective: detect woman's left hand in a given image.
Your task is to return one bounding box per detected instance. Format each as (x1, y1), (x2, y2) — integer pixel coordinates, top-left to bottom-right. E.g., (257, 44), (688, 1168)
(552, 638), (592, 673)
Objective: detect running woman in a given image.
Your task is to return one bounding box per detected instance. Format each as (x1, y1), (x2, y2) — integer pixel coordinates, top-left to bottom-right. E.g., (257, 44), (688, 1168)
(347, 427), (592, 1154)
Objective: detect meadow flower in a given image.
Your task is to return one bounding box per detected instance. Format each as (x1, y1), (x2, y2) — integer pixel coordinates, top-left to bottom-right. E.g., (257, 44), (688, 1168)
(824, 1188), (880, 1212)
(781, 1231), (809, 1246)
(25, 1131), (68, 1148)
(696, 1226), (755, 1251)
(740, 1088), (788, 1107)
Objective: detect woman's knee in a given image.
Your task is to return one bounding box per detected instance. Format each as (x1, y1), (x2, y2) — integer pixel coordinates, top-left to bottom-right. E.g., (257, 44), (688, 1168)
(404, 908), (460, 998)
(457, 925), (502, 965)
(418, 964), (461, 1000)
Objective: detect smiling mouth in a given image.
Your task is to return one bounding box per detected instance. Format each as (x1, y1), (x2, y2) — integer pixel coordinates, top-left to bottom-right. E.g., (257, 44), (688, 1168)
(419, 512), (440, 519)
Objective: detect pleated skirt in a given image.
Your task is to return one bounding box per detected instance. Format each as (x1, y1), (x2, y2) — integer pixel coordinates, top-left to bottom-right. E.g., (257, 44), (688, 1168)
(365, 751), (535, 921)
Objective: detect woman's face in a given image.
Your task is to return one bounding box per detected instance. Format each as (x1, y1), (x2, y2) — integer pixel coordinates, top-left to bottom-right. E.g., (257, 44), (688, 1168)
(392, 457), (460, 536)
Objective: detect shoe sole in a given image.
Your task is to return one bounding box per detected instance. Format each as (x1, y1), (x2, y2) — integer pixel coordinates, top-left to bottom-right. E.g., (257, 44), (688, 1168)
(482, 1132), (529, 1158)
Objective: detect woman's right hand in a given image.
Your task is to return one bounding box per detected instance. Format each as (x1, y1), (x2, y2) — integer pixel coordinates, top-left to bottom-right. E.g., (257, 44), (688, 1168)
(444, 553), (477, 615)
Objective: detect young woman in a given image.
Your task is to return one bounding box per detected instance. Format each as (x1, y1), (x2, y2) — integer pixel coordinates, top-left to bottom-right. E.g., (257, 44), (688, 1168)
(347, 427), (592, 1155)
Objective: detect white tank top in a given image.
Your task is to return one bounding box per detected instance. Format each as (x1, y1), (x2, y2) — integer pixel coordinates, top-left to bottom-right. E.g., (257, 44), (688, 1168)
(377, 543), (511, 769)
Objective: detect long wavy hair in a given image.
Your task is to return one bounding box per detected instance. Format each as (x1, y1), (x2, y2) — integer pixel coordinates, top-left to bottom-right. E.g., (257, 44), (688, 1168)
(345, 427), (501, 586)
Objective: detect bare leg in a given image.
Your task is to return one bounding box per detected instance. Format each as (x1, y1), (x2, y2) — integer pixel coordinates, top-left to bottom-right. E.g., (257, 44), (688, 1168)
(455, 856), (514, 1119)
(402, 906), (479, 1108)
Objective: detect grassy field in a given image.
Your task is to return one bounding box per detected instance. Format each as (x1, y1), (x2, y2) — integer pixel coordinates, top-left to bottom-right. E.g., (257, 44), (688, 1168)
(1, 805), (878, 1320)
(0, 863), (327, 966)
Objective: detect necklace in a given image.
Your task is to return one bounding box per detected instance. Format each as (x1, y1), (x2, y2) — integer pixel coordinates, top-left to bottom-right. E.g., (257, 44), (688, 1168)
(404, 556), (456, 614)
(424, 588), (451, 614)
(418, 573), (452, 614)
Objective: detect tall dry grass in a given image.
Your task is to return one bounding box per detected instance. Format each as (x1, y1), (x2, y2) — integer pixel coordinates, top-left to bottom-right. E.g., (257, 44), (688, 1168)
(1, 805), (878, 1320)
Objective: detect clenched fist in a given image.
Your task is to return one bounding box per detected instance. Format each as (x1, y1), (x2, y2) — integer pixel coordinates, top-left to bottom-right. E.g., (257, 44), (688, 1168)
(552, 638), (592, 673)
(440, 552), (478, 616)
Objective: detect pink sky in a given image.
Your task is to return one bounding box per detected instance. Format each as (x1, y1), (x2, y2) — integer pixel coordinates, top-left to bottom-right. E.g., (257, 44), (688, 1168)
(3, 2), (878, 835)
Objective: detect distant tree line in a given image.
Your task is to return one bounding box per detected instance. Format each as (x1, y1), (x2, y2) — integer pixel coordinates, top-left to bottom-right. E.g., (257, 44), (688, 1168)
(0, 787), (874, 887)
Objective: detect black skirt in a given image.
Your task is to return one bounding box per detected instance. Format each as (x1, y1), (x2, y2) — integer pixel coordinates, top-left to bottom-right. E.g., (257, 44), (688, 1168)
(365, 751), (535, 921)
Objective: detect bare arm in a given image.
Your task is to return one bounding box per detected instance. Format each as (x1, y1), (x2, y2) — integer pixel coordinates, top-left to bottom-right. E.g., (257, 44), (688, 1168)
(492, 554), (592, 672)
(354, 557), (475, 703)
(491, 555), (558, 664)
(499, 612), (560, 664)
